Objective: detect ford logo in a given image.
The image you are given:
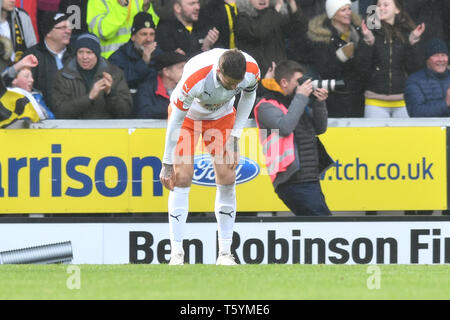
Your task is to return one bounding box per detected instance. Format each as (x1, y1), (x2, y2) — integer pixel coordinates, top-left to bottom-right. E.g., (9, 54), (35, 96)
(192, 154), (260, 186)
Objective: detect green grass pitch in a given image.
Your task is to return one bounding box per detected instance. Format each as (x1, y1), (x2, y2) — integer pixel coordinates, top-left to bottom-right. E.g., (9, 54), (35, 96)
(0, 264), (449, 300)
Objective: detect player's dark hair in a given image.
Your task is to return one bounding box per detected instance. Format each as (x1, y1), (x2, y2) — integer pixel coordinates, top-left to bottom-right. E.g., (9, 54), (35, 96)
(219, 49), (246, 80)
(274, 60), (305, 84)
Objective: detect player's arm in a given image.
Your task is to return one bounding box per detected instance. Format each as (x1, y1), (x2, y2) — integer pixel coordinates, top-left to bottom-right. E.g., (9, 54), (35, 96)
(231, 81), (258, 138)
(160, 106), (187, 191)
(160, 85), (194, 190)
(231, 59), (260, 139)
(225, 80), (258, 169)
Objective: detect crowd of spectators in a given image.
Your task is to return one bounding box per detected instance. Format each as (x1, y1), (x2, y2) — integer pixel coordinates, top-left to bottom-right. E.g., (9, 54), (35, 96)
(0, 0), (447, 123)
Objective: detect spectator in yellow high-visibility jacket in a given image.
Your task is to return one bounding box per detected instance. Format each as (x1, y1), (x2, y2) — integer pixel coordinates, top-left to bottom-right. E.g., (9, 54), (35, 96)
(87, 0), (159, 59)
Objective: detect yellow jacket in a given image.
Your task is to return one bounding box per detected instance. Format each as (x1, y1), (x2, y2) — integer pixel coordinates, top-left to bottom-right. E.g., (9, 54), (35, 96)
(87, 0), (159, 58)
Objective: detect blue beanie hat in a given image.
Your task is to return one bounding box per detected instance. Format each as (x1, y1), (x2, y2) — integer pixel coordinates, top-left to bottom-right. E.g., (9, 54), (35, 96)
(425, 38), (449, 60)
(75, 33), (102, 58)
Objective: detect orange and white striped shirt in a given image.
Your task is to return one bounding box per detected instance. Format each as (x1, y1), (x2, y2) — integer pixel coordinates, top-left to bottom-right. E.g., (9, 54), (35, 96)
(171, 48), (260, 121)
(163, 48), (260, 164)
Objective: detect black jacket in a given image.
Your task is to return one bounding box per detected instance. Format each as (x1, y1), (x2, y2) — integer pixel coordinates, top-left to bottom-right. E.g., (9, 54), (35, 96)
(235, 2), (304, 76)
(296, 0), (326, 19)
(198, 0), (236, 49)
(25, 42), (74, 112)
(155, 18), (212, 58)
(58, 0), (88, 35)
(307, 13), (365, 117)
(405, 0), (448, 44)
(356, 26), (424, 95)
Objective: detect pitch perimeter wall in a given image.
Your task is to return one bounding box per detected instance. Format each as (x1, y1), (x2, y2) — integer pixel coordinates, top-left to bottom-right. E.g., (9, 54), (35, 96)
(0, 118), (448, 214)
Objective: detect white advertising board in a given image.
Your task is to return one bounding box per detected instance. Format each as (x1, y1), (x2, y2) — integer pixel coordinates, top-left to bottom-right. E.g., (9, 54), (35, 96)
(0, 220), (449, 265)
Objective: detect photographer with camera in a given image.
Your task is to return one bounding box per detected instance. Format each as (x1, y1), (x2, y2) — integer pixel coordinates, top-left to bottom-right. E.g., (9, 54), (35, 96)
(254, 60), (334, 216)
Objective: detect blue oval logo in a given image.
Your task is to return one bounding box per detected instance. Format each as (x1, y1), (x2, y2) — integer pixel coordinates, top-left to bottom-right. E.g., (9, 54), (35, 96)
(192, 154), (260, 186)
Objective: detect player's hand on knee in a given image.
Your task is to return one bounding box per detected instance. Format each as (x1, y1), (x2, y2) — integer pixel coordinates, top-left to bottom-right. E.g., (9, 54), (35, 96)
(225, 136), (240, 170)
(229, 149), (240, 170)
(160, 163), (175, 191)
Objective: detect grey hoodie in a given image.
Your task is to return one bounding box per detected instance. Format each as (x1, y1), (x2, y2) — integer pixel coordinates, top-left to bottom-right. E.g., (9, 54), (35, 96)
(0, 0), (37, 54)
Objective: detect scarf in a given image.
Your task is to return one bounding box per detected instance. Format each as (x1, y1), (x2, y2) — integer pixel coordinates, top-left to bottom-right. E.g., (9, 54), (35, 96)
(77, 62), (100, 92)
(12, 12), (27, 62)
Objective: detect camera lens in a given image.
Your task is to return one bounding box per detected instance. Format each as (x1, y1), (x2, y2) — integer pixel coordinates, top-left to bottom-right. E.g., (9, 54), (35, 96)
(297, 76), (311, 86)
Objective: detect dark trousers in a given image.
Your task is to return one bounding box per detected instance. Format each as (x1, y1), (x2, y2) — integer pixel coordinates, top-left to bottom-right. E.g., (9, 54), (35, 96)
(275, 182), (331, 216)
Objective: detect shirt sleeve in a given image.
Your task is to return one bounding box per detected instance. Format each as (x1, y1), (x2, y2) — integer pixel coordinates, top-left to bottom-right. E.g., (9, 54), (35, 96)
(230, 62), (260, 138)
(231, 82), (257, 138)
(172, 84), (195, 112)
